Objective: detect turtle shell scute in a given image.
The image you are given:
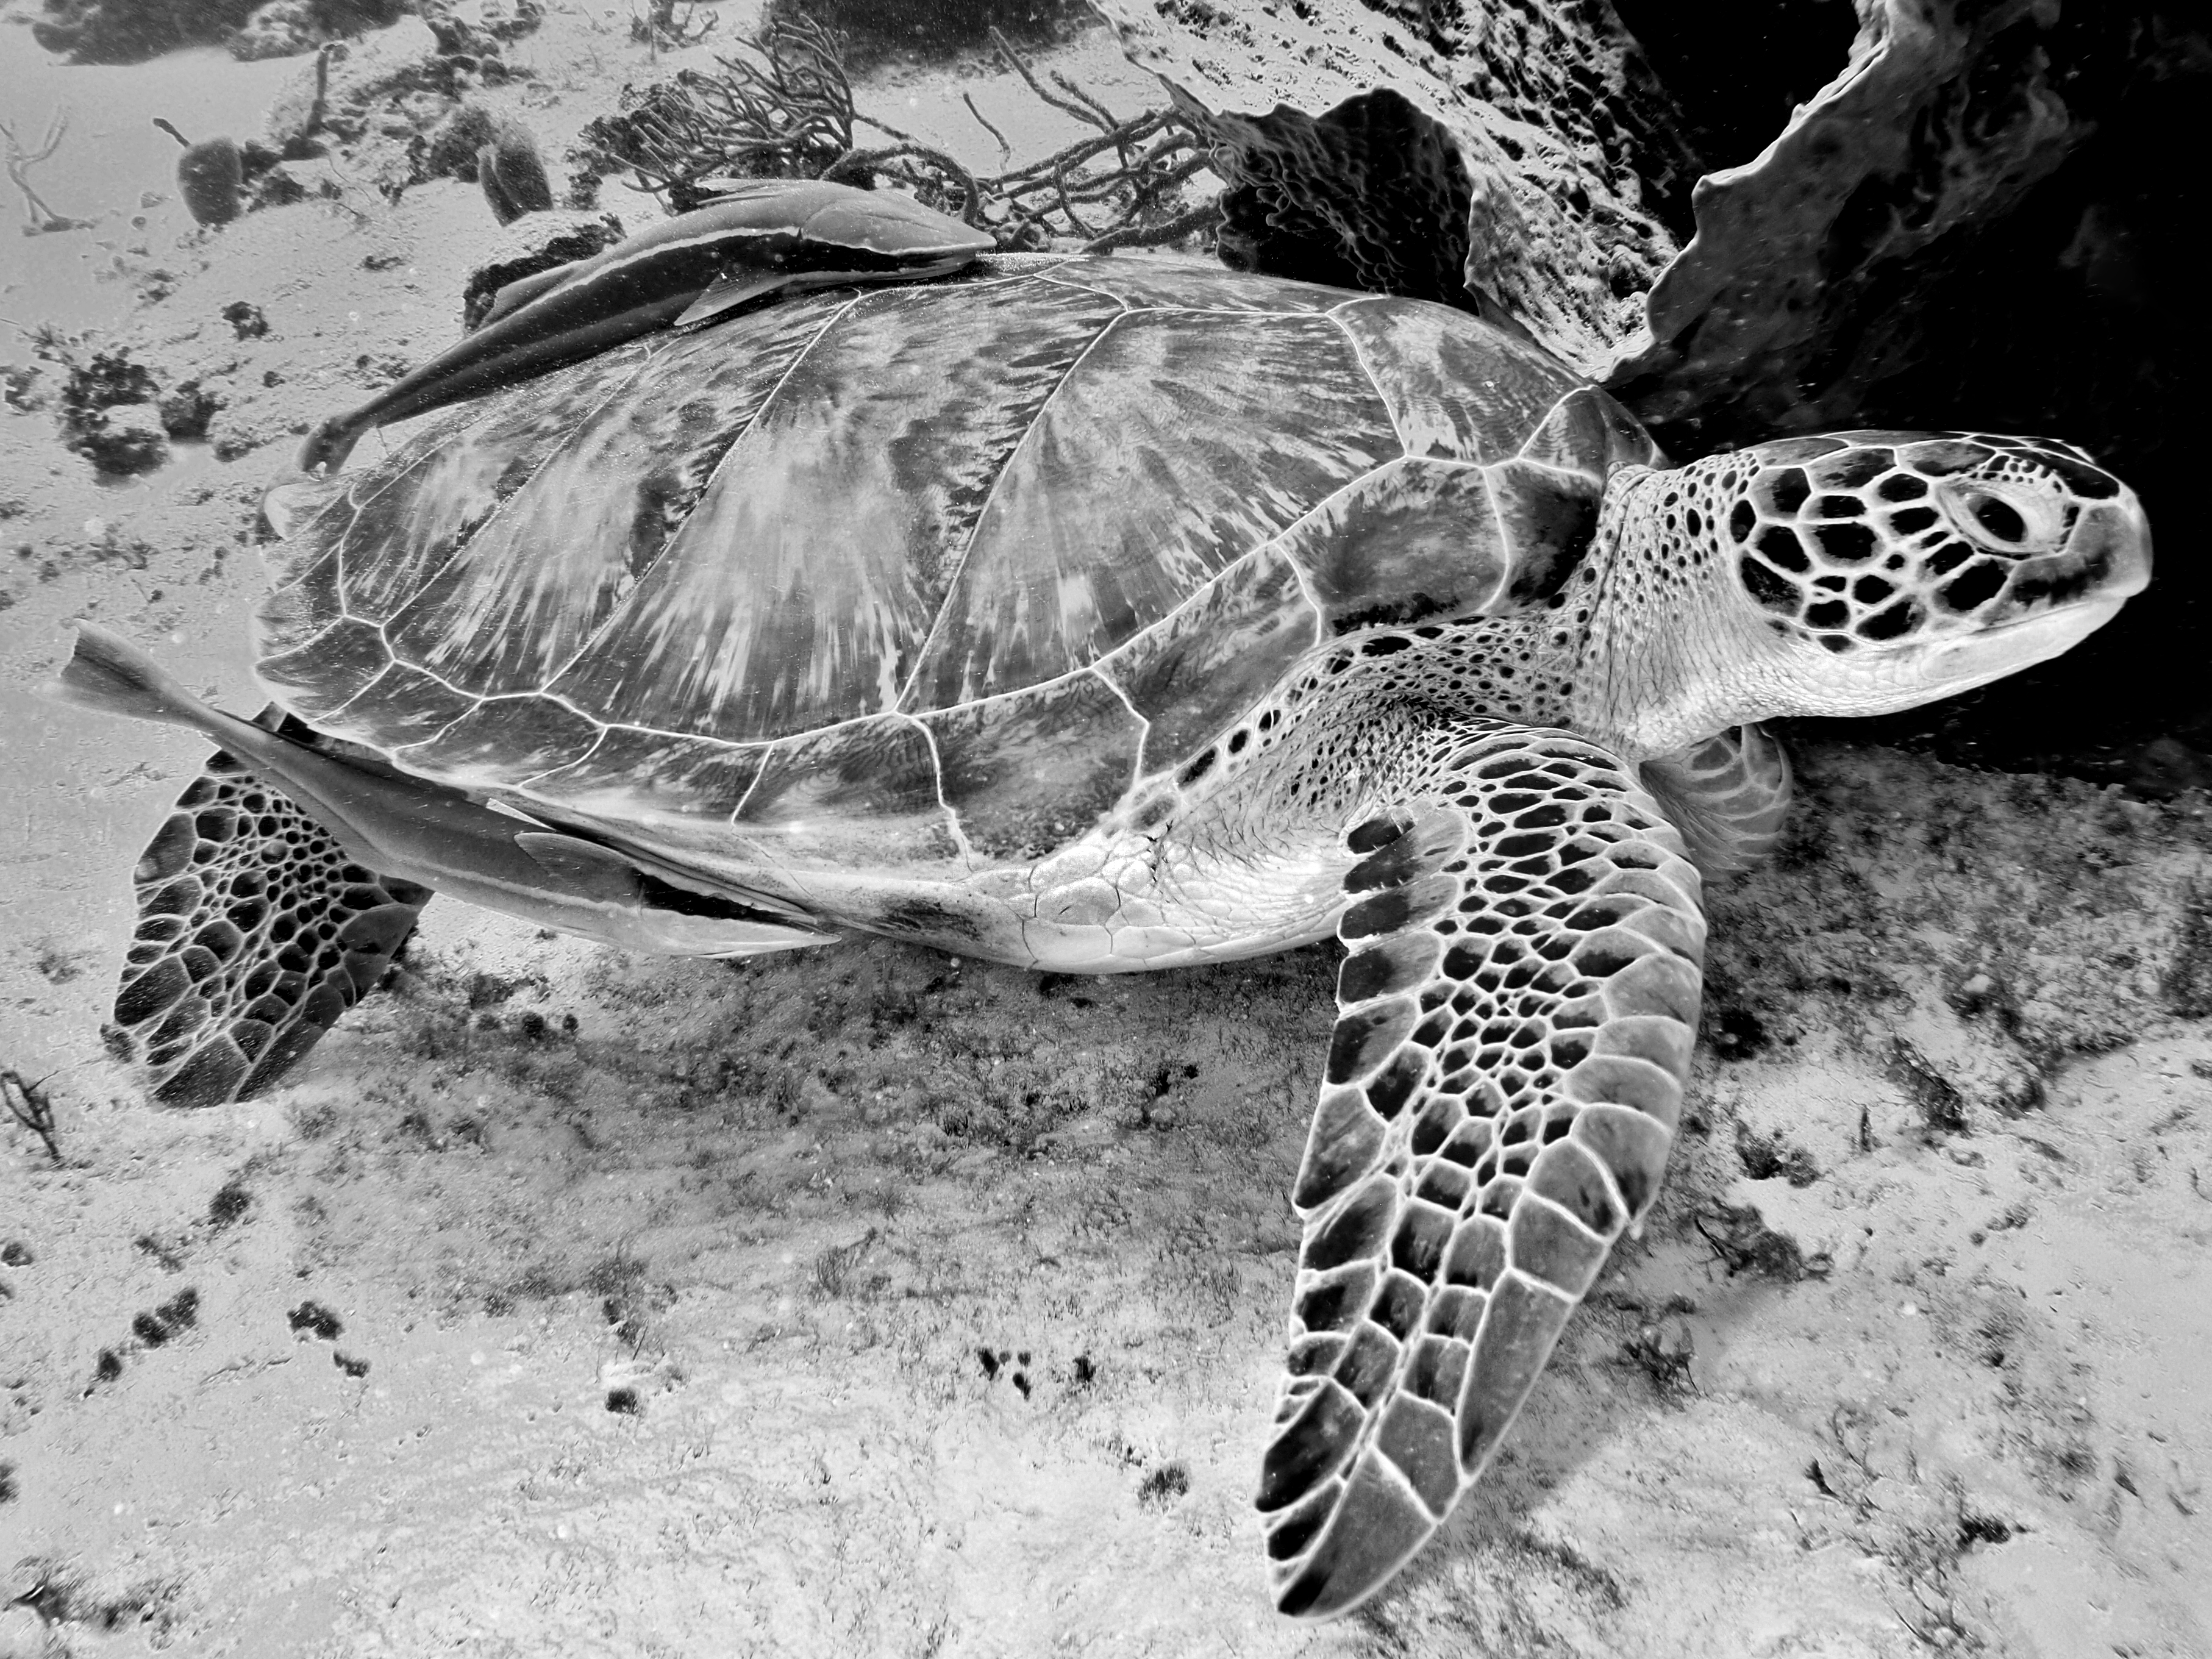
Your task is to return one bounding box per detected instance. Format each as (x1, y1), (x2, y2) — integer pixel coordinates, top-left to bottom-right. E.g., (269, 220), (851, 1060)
(737, 716), (959, 865)
(1272, 458), (1511, 637)
(396, 695), (602, 787)
(1485, 460), (1603, 607)
(900, 305), (1396, 711)
(525, 726), (765, 835)
(1101, 546), (1321, 777)
(257, 617), (391, 721)
(1332, 299), (1587, 463)
(1036, 259), (1355, 314)
(325, 663), (476, 747)
(1517, 385), (1661, 477)
(922, 673), (1145, 860)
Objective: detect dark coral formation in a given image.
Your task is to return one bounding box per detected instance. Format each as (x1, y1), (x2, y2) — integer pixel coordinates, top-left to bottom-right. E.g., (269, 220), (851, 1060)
(30, 0), (402, 64)
(768, 0), (1092, 68)
(458, 211), (627, 331)
(32, 0), (257, 63)
(476, 118), (554, 224)
(1610, 0), (1860, 175)
(1096, 0), (1693, 377)
(1609, 1), (2160, 439)
(176, 137), (246, 227)
(1197, 91), (1477, 319)
(49, 347), (166, 474)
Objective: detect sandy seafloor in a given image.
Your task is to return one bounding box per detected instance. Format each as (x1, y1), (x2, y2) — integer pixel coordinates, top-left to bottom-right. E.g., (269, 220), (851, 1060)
(1, 4), (2210, 1654)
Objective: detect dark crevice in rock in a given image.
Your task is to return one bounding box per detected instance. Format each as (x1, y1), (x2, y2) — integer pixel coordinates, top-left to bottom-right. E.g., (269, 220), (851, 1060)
(1211, 90), (1477, 312)
(1612, 0), (1860, 174)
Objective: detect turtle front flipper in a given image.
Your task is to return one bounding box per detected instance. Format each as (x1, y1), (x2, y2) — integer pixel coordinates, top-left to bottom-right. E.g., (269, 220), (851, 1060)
(111, 745), (432, 1107)
(1258, 722), (1704, 1617)
(1638, 722), (1793, 874)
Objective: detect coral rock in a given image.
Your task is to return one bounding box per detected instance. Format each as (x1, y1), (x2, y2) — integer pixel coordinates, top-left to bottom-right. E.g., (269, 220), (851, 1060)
(158, 380), (223, 441)
(477, 119), (554, 225)
(177, 137), (245, 227)
(458, 210), (626, 331)
(1093, 0), (1699, 379)
(70, 404), (169, 476)
(1607, 0), (2139, 436)
(31, 0), (256, 63)
(232, 0), (404, 60)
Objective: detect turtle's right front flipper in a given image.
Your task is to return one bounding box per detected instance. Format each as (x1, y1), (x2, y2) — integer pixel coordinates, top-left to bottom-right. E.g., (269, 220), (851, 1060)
(112, 748), (431, 1106)
(1257, 722), (1704, 1616)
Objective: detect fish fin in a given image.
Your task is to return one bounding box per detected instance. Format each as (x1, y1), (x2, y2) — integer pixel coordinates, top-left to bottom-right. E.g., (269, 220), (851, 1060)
(673, 254), (979, 331)
(293, 416), (365, 480)
(475, 260), (576, 332)
(263, 470), (349, 538)
(672, 270), (794, 329)
(692, 176), (793, 204)
(48, 624), (205, 730)
(485, 796), (555, 827)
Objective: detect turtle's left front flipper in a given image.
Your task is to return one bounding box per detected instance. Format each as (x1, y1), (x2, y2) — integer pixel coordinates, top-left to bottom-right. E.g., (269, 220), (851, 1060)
(1258, 722), (1705, 1618)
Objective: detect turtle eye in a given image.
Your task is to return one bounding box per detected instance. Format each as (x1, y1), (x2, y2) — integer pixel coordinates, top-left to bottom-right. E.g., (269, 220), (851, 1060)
(1939, 480), (2064, 552)
(1969, 496), (2027, 543)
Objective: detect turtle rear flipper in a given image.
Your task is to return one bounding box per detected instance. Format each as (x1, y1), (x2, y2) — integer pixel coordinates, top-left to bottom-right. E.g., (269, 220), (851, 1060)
(1259, 722), (1703, 1617)
(110, 746), (432, 1107)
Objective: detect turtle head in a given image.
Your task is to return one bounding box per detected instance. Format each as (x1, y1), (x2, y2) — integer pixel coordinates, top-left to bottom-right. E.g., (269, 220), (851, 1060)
(1583, 431), (2152, 752)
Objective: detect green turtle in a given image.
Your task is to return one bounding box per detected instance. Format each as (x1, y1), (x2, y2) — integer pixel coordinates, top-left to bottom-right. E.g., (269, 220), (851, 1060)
(55, 250), (2150, 1618)
(296, 177), (994, 476)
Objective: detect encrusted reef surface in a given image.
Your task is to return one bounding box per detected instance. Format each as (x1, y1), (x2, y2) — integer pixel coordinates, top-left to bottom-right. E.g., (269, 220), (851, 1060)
(0, 1), (2208, 1652)
(25, 0), (529, 63)
(1094, 0), (1694, 377)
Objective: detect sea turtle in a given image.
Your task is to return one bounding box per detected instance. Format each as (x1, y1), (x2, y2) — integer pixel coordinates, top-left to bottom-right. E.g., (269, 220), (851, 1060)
(296, 177), (994, 475)
(55, 251), (2151, 1618)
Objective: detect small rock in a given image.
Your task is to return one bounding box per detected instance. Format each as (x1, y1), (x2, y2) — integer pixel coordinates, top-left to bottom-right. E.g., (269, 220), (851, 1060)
(158, 378), (222, 439)
(212, 426), (266, 461)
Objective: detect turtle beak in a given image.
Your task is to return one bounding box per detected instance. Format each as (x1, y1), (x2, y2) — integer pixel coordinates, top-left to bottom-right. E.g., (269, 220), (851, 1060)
(1990, 486), (2152, 624)
(2075, 490), (2153, 601)
(1909, 485), (2152, 697)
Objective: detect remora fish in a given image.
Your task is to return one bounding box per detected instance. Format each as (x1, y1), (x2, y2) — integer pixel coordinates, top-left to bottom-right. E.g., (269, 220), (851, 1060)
(296, 177), (993, 474)
(52, 623), (822, 961)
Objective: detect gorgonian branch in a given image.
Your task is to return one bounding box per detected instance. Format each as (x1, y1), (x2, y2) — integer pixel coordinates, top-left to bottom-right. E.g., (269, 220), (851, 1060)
(569, 14), (1219, 250)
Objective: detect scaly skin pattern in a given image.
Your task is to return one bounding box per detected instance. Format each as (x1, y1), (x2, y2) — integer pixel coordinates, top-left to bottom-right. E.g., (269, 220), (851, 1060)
(109, 747), (430, 1105)
(1258, 721), (1701, 1616)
